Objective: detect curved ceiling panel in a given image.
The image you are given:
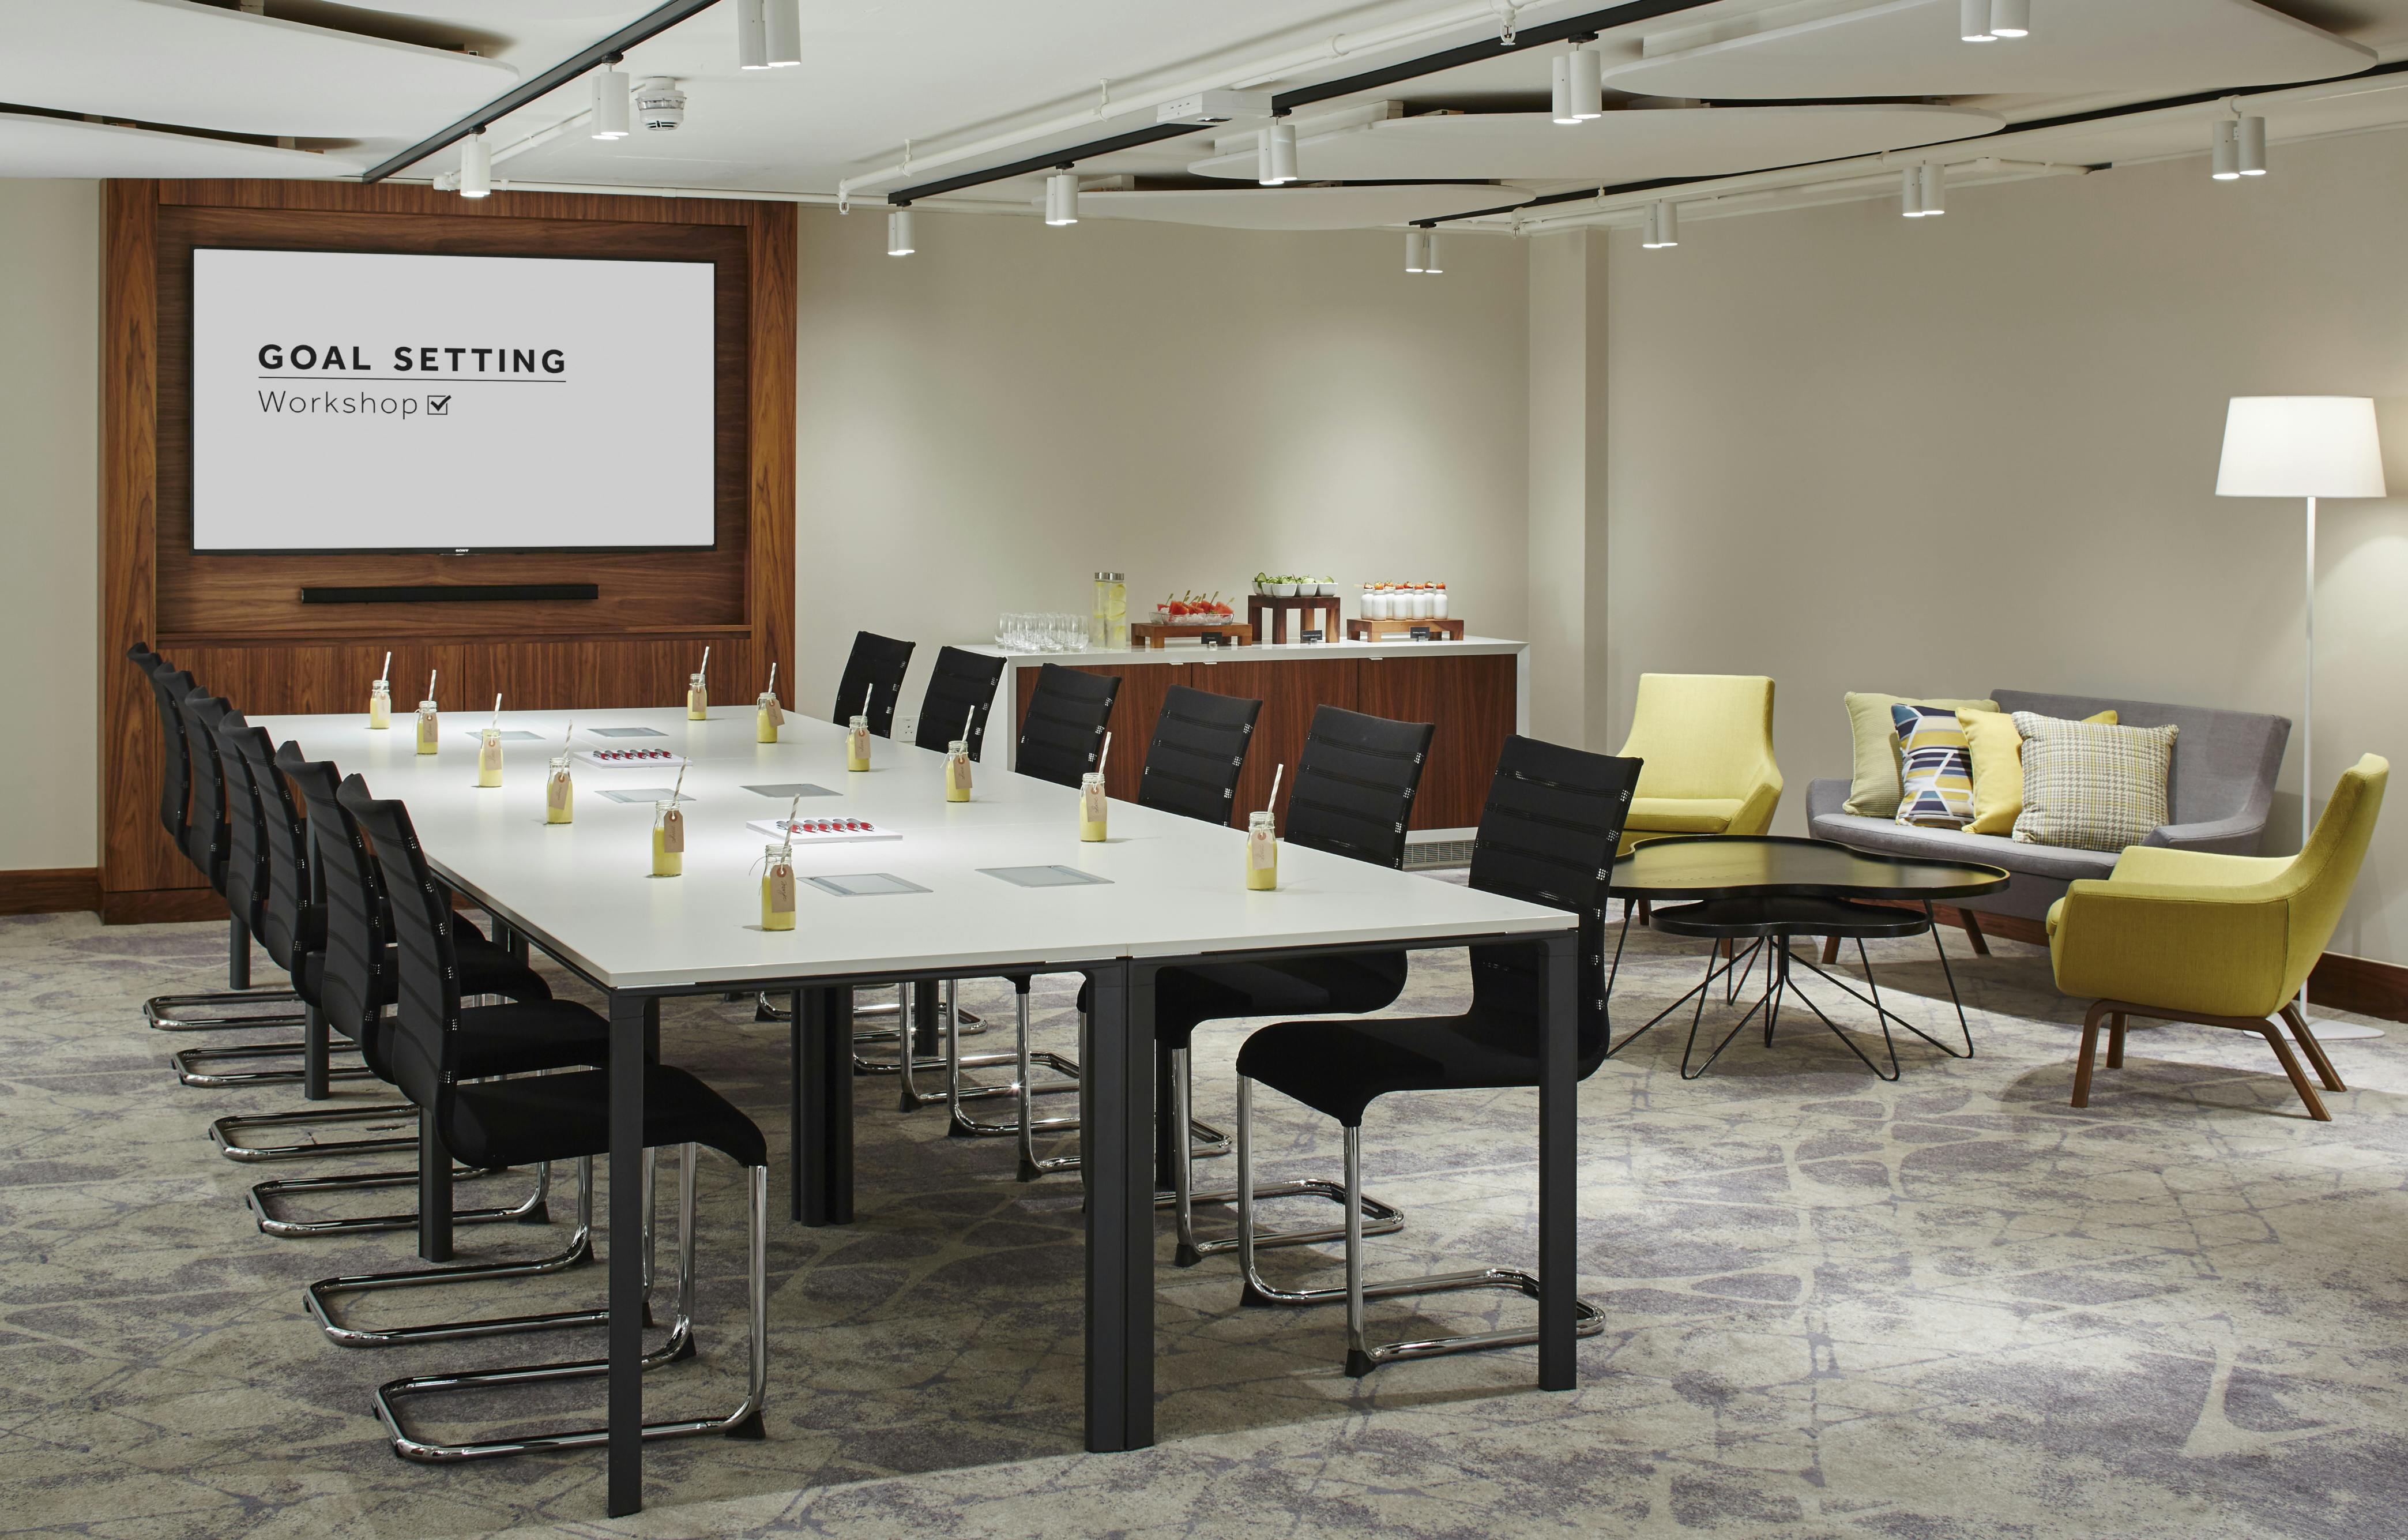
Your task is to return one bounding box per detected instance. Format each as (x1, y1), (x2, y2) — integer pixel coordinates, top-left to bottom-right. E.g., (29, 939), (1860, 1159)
(1067, 185), (1512, 231)
(0, 0), (519, 137)
(0, 115), (366, 179)
(1188, 106), (2001, 184)
(326, 1), (630, 16)
(1607, 0), (2375, 100)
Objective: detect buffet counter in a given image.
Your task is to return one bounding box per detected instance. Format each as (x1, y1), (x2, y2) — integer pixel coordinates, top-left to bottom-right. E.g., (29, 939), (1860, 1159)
(967, 636), (1528, 839)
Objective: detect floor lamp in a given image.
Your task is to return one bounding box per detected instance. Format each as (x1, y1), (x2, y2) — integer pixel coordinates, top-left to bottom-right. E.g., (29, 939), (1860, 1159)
(2215, 395), (2388, 1041)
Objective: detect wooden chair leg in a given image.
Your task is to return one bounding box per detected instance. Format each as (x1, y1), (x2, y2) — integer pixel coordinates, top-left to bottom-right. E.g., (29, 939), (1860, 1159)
(2254, 1023), (2332, 1121)
(2105, 1013), (2126, 1069)
(1636, 900), (1651, 926)
(1820, 936), (1841, 966)
(2071, 1001), (2109, 1108)
(1959, 910), (1991, 957)
(2278, 1002), (2346, 1092)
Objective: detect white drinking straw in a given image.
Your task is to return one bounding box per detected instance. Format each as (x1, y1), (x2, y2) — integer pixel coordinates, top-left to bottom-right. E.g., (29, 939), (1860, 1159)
(698, 646), (710, 678)
(1264, 763), (1284, 815)
(963, 706), (977, 741)
(490, 693), (503, 728)
(426, 669), (437, 703)
(670, 762), (687, 806)
(1097, 732), (1111, 776)
(379, 652), (390, 684)
(766, 662), (778, 700)
(779, 795), (800, 860)
(564, 722), (574, 749)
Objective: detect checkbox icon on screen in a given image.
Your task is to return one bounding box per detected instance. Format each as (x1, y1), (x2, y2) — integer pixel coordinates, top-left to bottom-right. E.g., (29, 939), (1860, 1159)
(428, 395), (452, 415)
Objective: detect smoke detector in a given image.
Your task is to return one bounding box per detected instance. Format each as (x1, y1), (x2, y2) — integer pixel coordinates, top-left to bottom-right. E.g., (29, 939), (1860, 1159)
(634, 77), (686, 132)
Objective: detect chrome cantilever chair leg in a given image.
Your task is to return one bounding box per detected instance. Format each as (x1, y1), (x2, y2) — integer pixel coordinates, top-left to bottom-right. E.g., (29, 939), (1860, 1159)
(374, 1143), (769, 1461)
(145, 915), (307, 1033)
(755, 982), (984, 1071)
(1014, 1014), (1235, 1187)
(172, 1017), (373, 1089)
(306, 1152), (652, 1347)
(210, 1099), (421, 1162)
(949, 978), (1080, 1139)
(1172, 1047), (1390, 1266)
(1233, 1077), (1602, 1377)
(247, 1141), (548, 1240)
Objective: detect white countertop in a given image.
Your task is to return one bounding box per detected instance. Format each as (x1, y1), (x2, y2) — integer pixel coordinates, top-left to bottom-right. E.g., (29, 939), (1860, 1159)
(253, 705), (1570, 991)
(965, 634), (1526, 666)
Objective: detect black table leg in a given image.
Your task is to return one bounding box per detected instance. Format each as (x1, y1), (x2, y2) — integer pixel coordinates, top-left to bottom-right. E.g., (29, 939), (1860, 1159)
(302, 1004), (330, 1100)
(793, 985), (854, 1226)
(228, 914), (251, 990)
(606, 991), (654, 1519)
(1082, 958), (1154, 1452)
(1536, 930), (1577, 1392)
(416, 1106), (453, 1263)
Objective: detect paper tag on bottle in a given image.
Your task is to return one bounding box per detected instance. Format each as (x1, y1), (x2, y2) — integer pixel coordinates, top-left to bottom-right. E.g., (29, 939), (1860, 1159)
(768, 862), (795, 915)
(1249, 828), (1277, 870)
(547, 771), (570, 810)
(763, 696), (784, 726)
(688, 687), (706, 712)
(661, 808), (685, 853)
(1082, 783), (1107, 822)
(849, 726), (869, 758)
(417, 712), (437, 747)
(949, 757), (972, 794)
(479, 736), (502, 774)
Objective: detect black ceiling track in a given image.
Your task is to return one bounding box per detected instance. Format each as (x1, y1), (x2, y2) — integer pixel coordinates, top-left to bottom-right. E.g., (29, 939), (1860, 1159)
(882, 0), (1728, 205)
(1420, 54), (2408, 227)
(363, 0), (727, 184)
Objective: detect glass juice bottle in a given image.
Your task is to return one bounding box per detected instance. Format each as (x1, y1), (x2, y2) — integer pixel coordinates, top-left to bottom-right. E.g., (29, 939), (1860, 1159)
(846, 715), (871, 772)
(476, 727), (503, 788)
(368, 679), (391, 730)
(945, 741), (972, 802)
(1079, 772), (1108, 841)
(651, 802), (683, 877)
(1246, 811), (1278, 890)
(686, 671), (709, 720)
(1093, 570), (1127, 650)
(760, 847), (796, 931)
(545, 755), (574, 824)
(415, 699), (439, 756)
(756, 691), (782, 743)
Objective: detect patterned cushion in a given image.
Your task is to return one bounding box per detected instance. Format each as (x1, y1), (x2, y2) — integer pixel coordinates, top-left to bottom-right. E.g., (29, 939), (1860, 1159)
(1891, 703), (1975, 828)
(2011, 712), (2178, 852)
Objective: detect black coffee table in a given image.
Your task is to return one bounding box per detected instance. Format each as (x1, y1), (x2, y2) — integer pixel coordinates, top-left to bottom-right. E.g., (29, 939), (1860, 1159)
(1606, 836), (2011, 1081)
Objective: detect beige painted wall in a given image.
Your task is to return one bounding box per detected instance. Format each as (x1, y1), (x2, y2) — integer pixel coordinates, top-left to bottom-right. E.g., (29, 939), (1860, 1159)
(1604, 129), (2408, 963)
(0, 181), (100, 872)
(793, 206), (1530, 732)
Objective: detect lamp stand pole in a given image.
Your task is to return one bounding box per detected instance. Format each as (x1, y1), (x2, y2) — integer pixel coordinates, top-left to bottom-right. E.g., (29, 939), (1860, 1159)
(2300, 494), (2381, 1040)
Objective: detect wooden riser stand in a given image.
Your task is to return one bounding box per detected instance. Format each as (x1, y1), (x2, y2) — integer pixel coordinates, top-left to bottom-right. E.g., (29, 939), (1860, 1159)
(1345, 618), (1466, 642)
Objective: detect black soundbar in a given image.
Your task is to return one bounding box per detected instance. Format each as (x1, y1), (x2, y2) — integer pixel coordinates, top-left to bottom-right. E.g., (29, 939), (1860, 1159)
(300, 584), (599, 604)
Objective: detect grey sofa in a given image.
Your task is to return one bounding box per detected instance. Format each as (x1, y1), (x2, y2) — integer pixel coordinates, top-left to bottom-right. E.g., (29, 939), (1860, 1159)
(1805, 689), (2291, 925)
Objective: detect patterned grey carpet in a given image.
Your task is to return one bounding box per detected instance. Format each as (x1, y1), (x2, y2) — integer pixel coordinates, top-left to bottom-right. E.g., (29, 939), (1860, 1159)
(3, 904), (2406, 1540)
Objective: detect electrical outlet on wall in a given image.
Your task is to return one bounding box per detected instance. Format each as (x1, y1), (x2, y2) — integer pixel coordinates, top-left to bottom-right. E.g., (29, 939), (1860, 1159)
(895, 715), (917, 743)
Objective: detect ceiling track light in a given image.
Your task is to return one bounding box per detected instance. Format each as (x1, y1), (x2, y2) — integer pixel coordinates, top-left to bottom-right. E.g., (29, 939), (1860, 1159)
(1568, 39), (1604, 120)
(458, 130), (490, 198)
(887, 208), (914, 257)
(1642, 200), (1678, 248)
(1423, 228), (1443, 275)
(590, 63), (629, 140)
(737, 0), (766, 69)
(1901, 164), (1926, 216)
(2211, 117), (2241, 179)
(1045, 171), (1079, 226)
(763, 0), (802, 67)
(2238, 114), (2267, 175)
(1551, 54), (1576, 125)
(1988, 0), (2030, 37)
(1258, 118), (1298, 185)
(1960, 0), (1995, 42)
(1918, 162), (1946, 217)
(1405, 227), (1427, 273)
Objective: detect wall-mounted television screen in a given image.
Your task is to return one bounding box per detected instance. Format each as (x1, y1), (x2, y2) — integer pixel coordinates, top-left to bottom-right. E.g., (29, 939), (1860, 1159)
(190, 247), (716, 553)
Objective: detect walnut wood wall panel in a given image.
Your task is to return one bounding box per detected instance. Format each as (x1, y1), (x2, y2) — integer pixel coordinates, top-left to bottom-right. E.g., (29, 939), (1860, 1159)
(1181, 658), (1360, 830)
(1350, 654), (1515, 830)
(101, 180), (796, 912)
(1011, 663), (1162, 803)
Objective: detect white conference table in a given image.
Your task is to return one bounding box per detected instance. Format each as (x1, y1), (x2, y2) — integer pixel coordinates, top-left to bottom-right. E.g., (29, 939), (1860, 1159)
(257, 703), (1582, 1518)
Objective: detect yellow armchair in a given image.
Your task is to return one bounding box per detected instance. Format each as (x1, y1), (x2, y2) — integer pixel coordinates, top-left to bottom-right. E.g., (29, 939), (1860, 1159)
(2048, 753), (2388, 1121)
(1615, 674), (1783, 857)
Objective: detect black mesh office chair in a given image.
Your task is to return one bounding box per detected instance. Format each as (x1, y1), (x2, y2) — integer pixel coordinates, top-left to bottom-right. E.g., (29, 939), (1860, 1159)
(132, 649), (305, 1037)
(224, 742), (561, 1242)
(912, 645), (1009, 757)
(1232, 735), (1638, 1376)
(977, 686), (1266, 1176)
(1012, 663), (1119, 787)
(831, 630), (915, 738)
(343, 779), (768, 1461)
(1040, 707), (1435, 1271)
(165, 694), (322, 1088)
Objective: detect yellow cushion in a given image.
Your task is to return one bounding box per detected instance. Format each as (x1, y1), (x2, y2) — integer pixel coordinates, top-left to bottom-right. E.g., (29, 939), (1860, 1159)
(1959, 707), (2115, 836)
(1625, 797), (1744, 834)
(1842, 693), (1997, 817)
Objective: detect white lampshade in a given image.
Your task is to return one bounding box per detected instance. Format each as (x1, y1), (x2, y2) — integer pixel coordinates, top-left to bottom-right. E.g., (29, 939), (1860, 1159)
(2216, 396), (2387, 498)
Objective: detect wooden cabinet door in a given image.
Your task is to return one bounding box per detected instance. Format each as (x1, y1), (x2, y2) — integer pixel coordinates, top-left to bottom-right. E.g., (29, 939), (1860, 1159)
(1012, 660), (1168, 802)
(1353, 653), (1516, 829)
(1179, 656), (1359, 828)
